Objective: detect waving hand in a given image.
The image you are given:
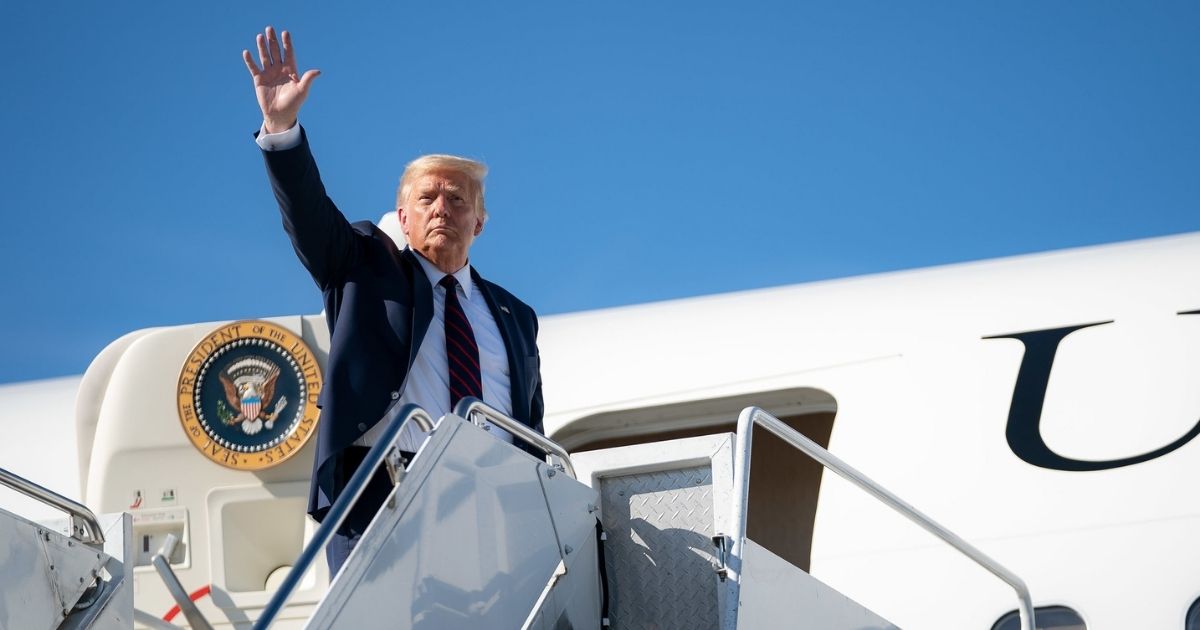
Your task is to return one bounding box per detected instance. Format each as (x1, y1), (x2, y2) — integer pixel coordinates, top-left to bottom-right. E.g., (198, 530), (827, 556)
(242, 26), (321, 133)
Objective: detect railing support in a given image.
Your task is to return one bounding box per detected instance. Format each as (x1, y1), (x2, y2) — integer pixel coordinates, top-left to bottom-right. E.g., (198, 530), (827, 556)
(153, 534), (213, 630)
(453, 397), (577, 479)
(730, 406), (1036, 630)
(0, 466), (105, 544)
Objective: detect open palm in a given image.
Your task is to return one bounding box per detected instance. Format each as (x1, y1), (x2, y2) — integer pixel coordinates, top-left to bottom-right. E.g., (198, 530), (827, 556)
(242, 27), (320, 133)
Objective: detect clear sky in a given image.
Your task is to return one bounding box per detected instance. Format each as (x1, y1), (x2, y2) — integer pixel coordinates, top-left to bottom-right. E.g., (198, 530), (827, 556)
(0, 2), (1196, 384)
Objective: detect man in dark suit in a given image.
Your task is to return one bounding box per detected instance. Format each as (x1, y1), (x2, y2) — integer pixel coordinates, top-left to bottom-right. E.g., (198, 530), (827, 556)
(243, 26), (545, 575)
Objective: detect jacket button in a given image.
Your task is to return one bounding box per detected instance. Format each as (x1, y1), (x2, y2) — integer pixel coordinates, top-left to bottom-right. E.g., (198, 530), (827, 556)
(357, 423), (367, 432)
(390, 391), (400, 400)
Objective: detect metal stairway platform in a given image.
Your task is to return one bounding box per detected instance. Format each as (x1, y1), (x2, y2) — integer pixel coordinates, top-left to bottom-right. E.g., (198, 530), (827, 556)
(304, 412), (601, 630)
(0, 468), (133, 630)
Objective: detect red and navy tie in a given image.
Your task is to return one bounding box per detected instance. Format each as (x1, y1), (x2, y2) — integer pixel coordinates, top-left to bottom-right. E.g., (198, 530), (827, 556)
(440, 275), (482, 409)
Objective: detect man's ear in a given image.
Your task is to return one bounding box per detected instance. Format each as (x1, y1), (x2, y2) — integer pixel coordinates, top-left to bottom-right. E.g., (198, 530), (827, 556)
(398, 207), (409, 234)
(474, 215), (484, 237)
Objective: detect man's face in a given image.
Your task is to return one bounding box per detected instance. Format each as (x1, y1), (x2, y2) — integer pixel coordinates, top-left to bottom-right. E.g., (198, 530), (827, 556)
(399, 169), (484, 270)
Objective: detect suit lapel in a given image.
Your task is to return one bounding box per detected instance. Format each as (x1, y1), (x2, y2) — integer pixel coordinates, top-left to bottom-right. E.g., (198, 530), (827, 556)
(402, 249), (434, 371)
(471, 267), (525, 419)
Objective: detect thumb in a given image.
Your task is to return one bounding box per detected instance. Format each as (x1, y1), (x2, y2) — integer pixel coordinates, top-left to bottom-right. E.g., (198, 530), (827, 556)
(298, 69), (321, 92)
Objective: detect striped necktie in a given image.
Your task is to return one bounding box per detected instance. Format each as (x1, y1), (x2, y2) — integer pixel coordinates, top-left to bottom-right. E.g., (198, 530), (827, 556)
(440, 275), (482, 410)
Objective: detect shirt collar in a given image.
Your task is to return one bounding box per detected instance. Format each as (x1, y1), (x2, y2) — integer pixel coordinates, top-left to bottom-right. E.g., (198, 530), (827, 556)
(412, 249), (475, 301)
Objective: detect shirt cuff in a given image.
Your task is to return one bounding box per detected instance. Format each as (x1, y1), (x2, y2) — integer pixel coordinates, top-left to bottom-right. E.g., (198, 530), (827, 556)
(255, 122), (302, 151)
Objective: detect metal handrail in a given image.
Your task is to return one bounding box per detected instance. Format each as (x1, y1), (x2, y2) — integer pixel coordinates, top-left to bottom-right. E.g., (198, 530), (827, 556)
(730, 407), (1036, 630)
(254, 403), (435, 629)
(153, 534), (213, 630)
(452, 397), (577, 479)
(0, 466), (105, 544)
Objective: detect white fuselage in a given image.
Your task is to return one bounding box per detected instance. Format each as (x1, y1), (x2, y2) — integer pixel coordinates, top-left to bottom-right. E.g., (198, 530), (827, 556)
(2, 232), (1198, 628)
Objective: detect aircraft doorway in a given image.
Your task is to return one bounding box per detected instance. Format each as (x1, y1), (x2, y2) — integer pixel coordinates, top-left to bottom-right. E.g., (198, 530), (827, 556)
(558, 387), (836, 572)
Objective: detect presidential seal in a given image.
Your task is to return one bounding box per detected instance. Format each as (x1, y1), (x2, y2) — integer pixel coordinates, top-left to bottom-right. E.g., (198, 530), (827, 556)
(177, 320), (322, 471)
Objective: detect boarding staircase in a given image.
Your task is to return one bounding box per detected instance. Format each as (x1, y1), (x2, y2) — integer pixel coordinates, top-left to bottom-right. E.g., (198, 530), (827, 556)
(0, 468), (133, 628)
(1, 402), (1037, 629)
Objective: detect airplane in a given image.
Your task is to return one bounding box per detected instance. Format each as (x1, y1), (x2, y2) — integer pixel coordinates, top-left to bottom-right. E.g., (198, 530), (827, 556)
(2, 222), (1199, 629)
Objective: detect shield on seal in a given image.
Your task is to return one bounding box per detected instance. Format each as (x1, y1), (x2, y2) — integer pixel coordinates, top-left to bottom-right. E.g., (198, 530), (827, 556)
(241, 394), (262, 421)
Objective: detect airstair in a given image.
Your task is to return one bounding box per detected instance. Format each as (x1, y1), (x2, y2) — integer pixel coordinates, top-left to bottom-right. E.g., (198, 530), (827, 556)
(2, 402), (1036, 629)
(0, 468), (133, 629)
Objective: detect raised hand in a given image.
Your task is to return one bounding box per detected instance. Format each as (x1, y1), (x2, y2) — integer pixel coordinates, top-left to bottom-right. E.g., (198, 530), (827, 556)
(242, 26), (321, 133)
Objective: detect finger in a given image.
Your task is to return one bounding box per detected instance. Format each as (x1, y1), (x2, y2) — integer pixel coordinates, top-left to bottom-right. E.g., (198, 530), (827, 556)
(256, 33), (271, 68)
(266, 26), (283, 68)
(242, 50), (261, 77)
(298, 69), (321, 92)
(281, 30), (295, 69)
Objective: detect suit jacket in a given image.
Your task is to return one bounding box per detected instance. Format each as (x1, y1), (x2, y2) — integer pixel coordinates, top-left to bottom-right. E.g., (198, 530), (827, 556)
(261, 128), (545, 527)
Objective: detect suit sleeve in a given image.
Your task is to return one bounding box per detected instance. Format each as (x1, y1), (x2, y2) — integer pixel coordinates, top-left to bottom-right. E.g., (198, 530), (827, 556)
(530, 311), (545, 435)
(260, 126), (362, 290)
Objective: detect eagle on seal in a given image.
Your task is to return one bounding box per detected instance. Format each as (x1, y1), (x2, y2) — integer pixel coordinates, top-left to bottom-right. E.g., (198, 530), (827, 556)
(219, 361), (287, 435)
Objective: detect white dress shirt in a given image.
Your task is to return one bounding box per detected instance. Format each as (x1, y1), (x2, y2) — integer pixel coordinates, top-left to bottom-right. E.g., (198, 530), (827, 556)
(258, 122), (514, 452)
(359, 252), (514, 451)
(256, 121), (303, 151)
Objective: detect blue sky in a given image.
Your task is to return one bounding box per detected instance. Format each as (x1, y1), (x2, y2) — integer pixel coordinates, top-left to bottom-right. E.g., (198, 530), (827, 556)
(0, 2), (1196, 383)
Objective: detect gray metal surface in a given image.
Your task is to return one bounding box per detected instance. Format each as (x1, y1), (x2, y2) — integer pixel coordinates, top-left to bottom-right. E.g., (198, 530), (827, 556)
(60, 513), (134, 629)
(600, 466), (720, 630)
(306, 414), (598, 630)
(737, 538), (899, 630)
(0, 505), (107, 629)
(523, 461), (604, 630)
(255, 403), (435, 629)
(523, 532), (601, 630)
(0, 509), (132, 630)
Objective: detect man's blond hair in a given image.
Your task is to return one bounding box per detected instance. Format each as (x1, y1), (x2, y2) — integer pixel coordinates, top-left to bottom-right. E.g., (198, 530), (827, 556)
(396, 154), (488, 219)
